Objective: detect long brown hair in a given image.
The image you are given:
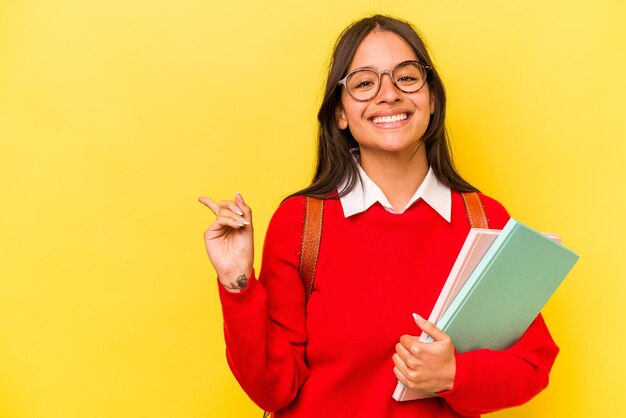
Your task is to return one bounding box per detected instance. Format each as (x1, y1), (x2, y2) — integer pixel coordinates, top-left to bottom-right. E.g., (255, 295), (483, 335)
(289, 14), (477, 200)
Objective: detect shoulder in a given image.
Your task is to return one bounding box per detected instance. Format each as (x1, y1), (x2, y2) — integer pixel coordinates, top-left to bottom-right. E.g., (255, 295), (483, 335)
(476, 192), (511, 229)
(271, 195), (307, 223)
(268, 194), (345, 236)
(265, 196), (308, 243)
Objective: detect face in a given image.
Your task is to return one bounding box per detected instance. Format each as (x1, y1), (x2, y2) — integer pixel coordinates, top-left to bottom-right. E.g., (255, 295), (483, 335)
(337, 30), (435, 156)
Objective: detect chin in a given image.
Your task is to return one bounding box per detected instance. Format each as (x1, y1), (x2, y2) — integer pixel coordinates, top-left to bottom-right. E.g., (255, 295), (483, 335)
(369, 144), (416, 154)
(378, 138), (420, 152)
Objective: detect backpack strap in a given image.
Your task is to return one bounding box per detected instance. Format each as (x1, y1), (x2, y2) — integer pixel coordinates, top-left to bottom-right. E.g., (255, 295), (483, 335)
(300, 197), (324, 301)
(299, 192), (488, 300)
(461, 192), (489, 228)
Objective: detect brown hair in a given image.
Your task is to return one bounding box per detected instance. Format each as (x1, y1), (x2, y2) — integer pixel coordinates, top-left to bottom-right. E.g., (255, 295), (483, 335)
(289, 14), (477, 200)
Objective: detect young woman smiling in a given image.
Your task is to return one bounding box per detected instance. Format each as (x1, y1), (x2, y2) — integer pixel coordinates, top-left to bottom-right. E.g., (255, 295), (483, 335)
(199, 15), (558, 418)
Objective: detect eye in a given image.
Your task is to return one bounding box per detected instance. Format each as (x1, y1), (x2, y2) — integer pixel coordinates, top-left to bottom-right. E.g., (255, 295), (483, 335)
(393, 62), (426, 86)
(354, 80), (375, 90)
(396, 75), (418, 84)
(347, 70), (378, 92)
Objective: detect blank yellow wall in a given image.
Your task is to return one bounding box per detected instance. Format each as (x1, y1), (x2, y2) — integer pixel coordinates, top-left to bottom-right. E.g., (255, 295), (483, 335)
(1, 1), (624, 417)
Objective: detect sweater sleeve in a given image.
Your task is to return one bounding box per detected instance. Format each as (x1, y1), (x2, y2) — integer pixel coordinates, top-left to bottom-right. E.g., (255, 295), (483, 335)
(218, 197), (310, 412)
(437, 193), (560, 415)
(438, 314), (559, 415)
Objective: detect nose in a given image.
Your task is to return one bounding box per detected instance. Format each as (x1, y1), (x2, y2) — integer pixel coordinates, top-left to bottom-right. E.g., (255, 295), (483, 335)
(375, 72), (401, 104)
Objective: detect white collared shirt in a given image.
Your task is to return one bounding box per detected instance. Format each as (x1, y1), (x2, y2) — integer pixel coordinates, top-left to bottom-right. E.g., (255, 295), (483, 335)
(337, 152), (452, 221)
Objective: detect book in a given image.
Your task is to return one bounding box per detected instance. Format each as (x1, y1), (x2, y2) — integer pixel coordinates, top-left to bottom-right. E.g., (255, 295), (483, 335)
(420, 229), (561, 343)
(393, 219), (578, 401)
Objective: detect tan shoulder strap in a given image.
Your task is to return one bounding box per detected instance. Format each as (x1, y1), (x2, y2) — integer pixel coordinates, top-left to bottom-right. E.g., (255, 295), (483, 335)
(461, 192), (489, 228)
(300, 197), (324, 300)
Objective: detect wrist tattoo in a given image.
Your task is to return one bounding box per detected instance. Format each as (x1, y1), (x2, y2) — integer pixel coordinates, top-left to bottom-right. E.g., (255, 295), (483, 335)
(225, 274), (248, 291)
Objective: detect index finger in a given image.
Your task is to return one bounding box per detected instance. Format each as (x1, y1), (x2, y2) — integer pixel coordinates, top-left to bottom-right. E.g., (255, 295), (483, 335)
(235, 192), (251, 217)
(398, 334), (420, 353)
(198, 196), (220, 215)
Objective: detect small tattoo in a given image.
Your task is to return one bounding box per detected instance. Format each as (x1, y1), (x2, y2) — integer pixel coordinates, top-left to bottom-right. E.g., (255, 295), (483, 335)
(225, 274), (248, 291)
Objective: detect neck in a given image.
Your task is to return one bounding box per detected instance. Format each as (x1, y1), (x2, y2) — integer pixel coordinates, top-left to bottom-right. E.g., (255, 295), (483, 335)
(359, 143), (428, 213)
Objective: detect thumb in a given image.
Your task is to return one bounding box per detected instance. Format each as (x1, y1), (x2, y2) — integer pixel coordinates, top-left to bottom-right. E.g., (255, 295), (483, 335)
(413, 313), (448, 342)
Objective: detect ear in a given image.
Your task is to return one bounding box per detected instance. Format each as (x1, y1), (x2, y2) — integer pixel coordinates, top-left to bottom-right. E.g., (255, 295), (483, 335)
(336, 105), (348, 130)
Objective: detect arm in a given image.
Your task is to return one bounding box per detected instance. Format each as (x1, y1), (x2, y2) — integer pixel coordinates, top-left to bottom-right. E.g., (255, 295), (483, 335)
(201, 195), (310, 411)
(394, 311), (558, 415)
(219, 272), (310, 412)
(438, 314), (559, 415)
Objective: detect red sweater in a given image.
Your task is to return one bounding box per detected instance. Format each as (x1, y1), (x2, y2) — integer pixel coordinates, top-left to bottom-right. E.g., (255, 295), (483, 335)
(218, 191), (559, 417)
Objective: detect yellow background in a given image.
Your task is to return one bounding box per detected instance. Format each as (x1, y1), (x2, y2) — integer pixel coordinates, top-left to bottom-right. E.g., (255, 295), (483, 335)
(1, 0), (624, 417)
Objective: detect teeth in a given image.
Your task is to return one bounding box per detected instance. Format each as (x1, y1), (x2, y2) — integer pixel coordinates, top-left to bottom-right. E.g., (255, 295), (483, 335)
(372, 113), (408, 124)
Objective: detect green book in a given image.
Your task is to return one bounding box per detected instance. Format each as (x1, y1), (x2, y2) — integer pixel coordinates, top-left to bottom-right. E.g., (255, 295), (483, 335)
(432, 218), (579, 353)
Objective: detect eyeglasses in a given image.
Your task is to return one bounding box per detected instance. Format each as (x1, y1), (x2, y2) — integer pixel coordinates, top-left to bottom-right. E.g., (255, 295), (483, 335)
(338, 60), (431, 101)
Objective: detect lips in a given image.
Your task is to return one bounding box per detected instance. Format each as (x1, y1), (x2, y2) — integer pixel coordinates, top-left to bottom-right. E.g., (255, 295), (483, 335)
(371, 113), (409, 124)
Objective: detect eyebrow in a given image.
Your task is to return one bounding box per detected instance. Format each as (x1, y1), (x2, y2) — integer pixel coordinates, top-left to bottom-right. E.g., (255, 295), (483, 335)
(346, 60), (419, 73)
(349, 65), (378, 72)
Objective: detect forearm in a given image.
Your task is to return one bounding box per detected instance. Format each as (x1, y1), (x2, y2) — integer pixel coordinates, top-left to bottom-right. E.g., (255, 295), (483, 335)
(219, 273), (310, 412)
(439, 315), (559, 416)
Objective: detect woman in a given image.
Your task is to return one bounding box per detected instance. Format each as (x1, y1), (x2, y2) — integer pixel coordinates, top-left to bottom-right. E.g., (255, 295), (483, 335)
(199, 15), (559, 418)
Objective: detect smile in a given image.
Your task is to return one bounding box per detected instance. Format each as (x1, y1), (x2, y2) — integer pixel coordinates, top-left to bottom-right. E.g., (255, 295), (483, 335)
(371, 113), (409, 124)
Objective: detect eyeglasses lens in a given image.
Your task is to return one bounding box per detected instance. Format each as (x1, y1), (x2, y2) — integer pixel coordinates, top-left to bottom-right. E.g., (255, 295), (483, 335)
(346, 62), (427, 101)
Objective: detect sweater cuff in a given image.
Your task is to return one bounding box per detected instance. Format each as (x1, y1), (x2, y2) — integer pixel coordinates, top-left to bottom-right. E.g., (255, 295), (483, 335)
(218, 269), (257, 297)
(437, 351), (477, 405)
(217, 270), (270, 325)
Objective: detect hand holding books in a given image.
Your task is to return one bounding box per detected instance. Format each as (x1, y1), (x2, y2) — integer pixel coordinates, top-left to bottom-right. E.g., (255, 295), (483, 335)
(392, 313), (456, 394)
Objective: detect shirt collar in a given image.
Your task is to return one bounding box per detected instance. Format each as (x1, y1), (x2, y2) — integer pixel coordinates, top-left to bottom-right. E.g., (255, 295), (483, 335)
(338, 150), (451, 221)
